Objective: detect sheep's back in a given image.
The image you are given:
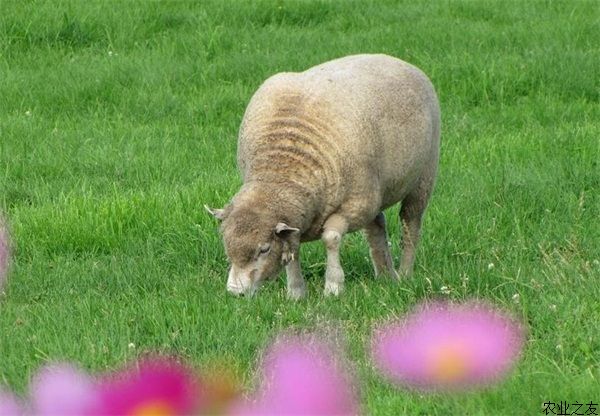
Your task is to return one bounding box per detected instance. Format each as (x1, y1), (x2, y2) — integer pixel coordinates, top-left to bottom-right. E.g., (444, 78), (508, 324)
(238, 54), (439, 212)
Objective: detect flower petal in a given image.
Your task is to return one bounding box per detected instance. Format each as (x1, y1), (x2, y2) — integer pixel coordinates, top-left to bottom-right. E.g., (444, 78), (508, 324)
(235, 335), (358, 415)
(372, 301), (524, 391)
(0, 388), (24, 416)
(31, 363), (100, 415)
(97, 358), (202, 415)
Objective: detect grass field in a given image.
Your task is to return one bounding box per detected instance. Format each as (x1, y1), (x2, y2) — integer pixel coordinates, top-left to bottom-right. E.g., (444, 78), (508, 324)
(1, 0), (599, 414)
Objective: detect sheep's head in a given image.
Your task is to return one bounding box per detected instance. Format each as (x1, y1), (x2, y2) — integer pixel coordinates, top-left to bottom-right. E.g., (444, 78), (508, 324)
(205, 204), (299, 296)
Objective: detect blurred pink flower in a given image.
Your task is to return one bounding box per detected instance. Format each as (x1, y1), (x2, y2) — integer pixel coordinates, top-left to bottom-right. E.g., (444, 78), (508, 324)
(0, 389), (24, 416)
(371, 301), (524, 391)
(233, 335), (358, 416)
(0, 220), (9, 290)
(31, 363), (100, 415)
(97, 358), (203, 415)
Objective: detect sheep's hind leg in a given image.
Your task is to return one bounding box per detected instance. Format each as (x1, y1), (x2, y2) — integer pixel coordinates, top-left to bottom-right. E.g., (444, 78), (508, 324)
(365, 212), (399, 279)
(399, 191), (429, 277)
(321, 214), (348, 296)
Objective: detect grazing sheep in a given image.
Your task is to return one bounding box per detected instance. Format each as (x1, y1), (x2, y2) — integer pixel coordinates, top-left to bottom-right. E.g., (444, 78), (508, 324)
(206, 54), (440, 299)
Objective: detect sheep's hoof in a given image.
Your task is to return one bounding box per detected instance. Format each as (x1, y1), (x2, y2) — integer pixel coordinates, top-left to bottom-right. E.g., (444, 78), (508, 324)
(375, 269), (400, 280)
(397, 268), (414, 279)
(324, 281), (344, 296)
(287, 284), (306, 300)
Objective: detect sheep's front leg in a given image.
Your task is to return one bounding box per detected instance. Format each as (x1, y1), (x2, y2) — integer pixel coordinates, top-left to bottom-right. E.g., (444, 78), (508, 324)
(322, 214), (348, 296)
(286, 254), (306, 300)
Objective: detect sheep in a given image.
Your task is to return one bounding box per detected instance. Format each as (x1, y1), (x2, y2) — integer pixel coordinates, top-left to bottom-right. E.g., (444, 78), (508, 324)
(206, 54), (440, 299)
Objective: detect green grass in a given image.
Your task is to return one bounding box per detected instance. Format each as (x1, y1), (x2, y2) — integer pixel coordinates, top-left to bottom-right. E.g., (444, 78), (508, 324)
(1, 0), (599, 413)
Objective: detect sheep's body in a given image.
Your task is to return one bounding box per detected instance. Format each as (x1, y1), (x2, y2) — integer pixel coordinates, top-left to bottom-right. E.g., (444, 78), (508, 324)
(211, 54), (440, 298)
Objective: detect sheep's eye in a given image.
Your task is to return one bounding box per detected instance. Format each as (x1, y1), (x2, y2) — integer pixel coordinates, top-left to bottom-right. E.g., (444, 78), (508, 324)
(258, 244), (271, 255)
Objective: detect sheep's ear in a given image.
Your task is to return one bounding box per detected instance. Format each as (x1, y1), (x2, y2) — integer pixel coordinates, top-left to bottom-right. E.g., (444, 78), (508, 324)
(204, 204), (226, 221)
(275, 222), (300, 239)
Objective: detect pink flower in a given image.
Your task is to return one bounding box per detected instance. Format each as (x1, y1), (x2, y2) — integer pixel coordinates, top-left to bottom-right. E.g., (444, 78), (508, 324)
(0, 220), (9, 290)
(30, 363), (100, 415)
(234, 335), (358, 415)
(371, 301), (524, 391)
(97, 358), (203, 415)
(0, 389), (24, 416)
